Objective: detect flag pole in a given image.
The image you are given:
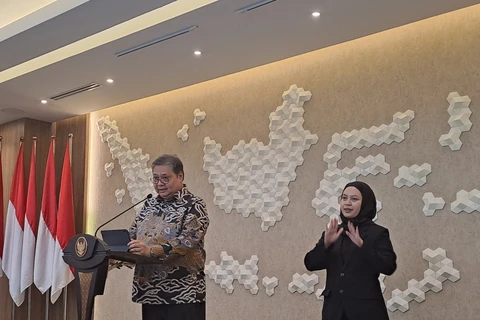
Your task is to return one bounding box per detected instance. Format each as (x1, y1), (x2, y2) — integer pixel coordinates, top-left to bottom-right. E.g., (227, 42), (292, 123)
(0, 136), (8, 315)
(0, 136), (2, 276)
(68, 133), (73, 164)
(17, 136), (23, 318)
(32, 137), (37, 156)
(63, 133), (73, 320)
(45, 290), (49, 319)
(27, 288), (31, 320)
(14, 137), (22, 320)
(46, 135), (55, 320)
(26, 137), (37, 320)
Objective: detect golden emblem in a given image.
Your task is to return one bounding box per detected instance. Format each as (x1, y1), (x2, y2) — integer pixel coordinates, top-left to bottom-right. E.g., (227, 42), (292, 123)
(75, 237), (87, 257)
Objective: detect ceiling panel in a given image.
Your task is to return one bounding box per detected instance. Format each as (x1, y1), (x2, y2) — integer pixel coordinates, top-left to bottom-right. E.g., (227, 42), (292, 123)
(0, 0), (478, 125)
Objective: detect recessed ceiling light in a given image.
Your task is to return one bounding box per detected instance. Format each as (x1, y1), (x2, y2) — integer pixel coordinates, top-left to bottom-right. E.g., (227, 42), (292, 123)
(41, 100), (48, 104)
(312, 11), (320, 17)
(106, 78), (114, 83)
(194, 50), (202, 56)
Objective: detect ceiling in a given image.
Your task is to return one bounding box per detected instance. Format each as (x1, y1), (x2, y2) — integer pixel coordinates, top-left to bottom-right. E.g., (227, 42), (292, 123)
(0, 0), (478, 125)
(0, 0), (55, 29)
(0, 0), (89, 41)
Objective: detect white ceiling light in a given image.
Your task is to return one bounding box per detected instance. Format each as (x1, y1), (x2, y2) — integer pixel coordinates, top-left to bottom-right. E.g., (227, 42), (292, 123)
(194, 50), (202, 56)
(41, 99), (48, 104)
(106, 78), (114, 83)
(312, 11), (321, 17)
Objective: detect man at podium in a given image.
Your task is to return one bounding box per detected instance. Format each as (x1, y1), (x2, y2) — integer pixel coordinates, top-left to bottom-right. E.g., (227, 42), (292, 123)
(127, 154), (209, 320)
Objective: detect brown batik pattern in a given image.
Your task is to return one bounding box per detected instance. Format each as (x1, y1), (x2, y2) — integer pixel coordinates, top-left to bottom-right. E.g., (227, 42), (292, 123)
(129, 187), (209, 304)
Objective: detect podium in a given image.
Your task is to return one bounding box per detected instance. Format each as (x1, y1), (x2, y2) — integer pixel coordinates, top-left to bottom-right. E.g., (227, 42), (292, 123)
(63, 233), (158, 320)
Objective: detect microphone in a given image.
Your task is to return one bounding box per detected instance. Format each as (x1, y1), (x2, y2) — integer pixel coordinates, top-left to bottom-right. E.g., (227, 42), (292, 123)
(94, 193), (153, 238)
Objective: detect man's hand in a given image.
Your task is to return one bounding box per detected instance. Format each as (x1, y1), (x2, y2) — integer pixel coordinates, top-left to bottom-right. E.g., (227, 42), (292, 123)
(128, 239), (150, 256)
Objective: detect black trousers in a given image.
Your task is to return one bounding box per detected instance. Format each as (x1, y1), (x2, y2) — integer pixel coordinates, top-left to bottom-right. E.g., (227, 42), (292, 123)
(142, 302), (206, 320)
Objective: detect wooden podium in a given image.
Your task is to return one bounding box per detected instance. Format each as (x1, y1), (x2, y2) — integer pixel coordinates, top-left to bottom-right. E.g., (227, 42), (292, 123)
(63, 233), (158, 320)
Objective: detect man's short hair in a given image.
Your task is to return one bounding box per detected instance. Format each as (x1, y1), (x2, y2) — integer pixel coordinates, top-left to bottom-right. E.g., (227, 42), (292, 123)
(151, 154), (184, 175)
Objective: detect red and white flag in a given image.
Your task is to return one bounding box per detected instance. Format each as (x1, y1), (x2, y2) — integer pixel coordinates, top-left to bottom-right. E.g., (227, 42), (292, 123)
(1, 140), (26, 306)
(34, 138), (57, 294)
(21, 141), (37, 292)
(0, 140), (4, 277)
(51, 138), (75, 303)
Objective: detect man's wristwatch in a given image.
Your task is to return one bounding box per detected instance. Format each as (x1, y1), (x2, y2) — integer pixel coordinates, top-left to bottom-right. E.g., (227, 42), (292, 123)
(161, 243), (172, 255)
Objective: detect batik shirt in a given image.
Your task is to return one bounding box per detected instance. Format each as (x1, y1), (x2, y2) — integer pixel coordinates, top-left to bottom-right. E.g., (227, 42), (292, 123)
(128, 187), (209, 304)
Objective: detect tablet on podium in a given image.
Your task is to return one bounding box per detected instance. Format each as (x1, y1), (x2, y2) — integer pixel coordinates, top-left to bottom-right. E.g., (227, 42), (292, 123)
(101, 229), (130, 252)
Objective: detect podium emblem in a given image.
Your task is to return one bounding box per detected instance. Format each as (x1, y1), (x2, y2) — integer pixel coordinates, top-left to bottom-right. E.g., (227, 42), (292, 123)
(75, 236), (88, 257)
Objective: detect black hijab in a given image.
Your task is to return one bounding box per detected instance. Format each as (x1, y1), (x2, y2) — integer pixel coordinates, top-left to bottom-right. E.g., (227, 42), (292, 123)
(339, 181), (377, 228)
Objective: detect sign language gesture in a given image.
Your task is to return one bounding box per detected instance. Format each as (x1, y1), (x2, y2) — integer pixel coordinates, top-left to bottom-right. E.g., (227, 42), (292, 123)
(345, 221), (364, 248)
(324, 217), (344, 249)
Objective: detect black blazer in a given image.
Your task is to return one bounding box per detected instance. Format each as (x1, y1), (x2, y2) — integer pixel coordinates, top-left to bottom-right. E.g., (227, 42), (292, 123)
(304, 223), (397, 320)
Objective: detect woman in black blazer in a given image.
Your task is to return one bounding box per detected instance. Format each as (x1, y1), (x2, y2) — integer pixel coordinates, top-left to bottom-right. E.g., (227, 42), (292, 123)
(305, 181), (397, 320)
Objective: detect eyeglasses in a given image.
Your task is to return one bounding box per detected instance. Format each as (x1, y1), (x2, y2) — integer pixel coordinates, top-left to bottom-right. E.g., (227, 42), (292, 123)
(151, 176), (170, 184)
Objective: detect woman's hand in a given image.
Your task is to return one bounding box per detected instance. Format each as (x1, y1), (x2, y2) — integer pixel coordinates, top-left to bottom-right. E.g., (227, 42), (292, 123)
(346, 221), (363, 248)
(324, 217), (343, 248)
(128, 239), (150, 256)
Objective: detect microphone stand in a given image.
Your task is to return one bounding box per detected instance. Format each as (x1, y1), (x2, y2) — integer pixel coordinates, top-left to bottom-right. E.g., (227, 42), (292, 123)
(94, 194), (153, 238)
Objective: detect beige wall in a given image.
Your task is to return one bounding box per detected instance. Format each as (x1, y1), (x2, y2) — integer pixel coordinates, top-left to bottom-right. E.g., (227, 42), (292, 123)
(88, 5), (480, 320)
